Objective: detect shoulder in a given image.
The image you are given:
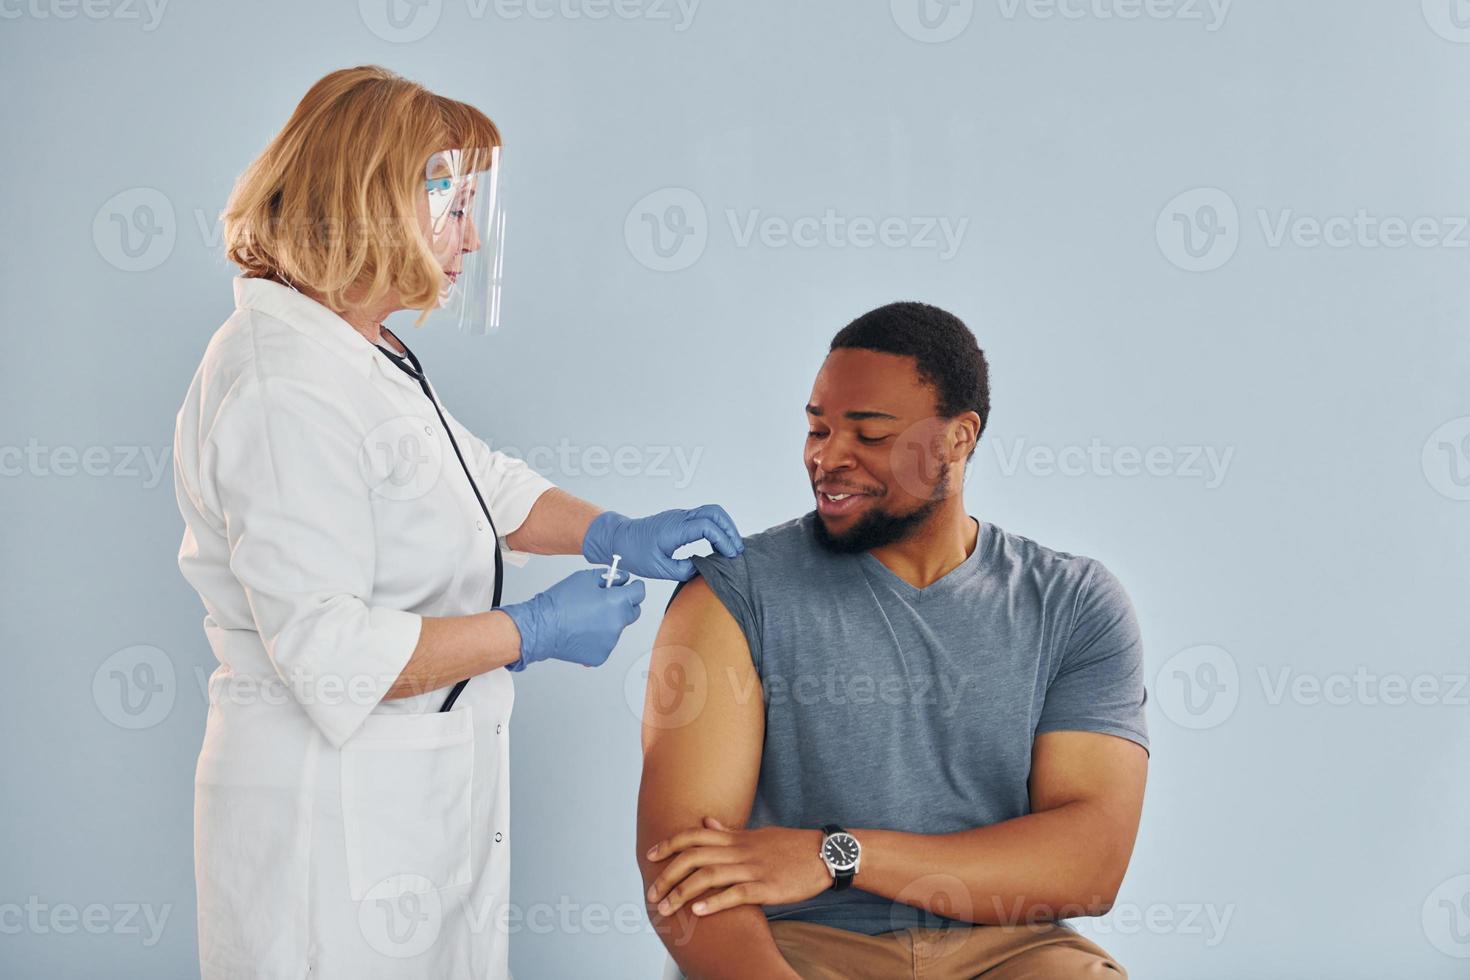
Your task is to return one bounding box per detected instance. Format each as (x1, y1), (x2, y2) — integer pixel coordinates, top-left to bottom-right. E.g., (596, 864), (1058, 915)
(691, 512), (830, 586)
(676, 513), (825, 639)
(984, 522), (1117, 592)
(739, 513), (822, 563)
(983, 523), (1136, 626)
(199, 307), (357, 392)
(188, 308), (368, 441)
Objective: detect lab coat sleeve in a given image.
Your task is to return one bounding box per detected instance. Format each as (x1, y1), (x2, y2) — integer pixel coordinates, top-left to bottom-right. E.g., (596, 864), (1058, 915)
(205, 376), (423, 748)
(473, 442), (557, 539)
(435, 401), (556, 541)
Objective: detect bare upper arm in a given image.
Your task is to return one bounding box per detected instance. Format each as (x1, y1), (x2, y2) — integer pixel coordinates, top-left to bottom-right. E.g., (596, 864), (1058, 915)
(1029, 731), (1148, 812)
(635, 577), (794, 978)
(1029, 731), (1148, 889)
(637, 574), (765, 830)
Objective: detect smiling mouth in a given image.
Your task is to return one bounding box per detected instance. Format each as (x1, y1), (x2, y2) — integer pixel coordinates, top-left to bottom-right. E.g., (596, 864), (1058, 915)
(815, 488), (873, 516)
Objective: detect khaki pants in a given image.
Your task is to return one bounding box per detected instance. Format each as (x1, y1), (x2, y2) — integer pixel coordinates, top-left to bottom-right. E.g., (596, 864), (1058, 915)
(767, 919), (1127, 980)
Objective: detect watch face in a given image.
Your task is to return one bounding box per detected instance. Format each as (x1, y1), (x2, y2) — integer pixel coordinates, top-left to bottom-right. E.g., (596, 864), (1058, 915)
(823, 832), (860, 871)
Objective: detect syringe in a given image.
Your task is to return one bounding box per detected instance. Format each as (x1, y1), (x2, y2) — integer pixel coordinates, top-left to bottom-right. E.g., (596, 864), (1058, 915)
(601, 553), (623, 588)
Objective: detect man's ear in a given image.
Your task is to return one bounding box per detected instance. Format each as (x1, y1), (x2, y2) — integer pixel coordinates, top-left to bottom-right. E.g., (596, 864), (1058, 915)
(949, 411), (983, 462)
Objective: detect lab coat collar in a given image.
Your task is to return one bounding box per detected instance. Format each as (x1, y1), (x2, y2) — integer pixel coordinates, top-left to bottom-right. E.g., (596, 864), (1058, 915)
(232, 276), (425, 392)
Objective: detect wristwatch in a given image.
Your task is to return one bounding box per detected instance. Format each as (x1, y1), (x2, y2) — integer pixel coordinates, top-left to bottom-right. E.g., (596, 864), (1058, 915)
(819, 824), (861, 891)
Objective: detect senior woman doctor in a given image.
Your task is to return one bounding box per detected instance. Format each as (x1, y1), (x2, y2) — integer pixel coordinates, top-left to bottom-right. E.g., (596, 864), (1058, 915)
(172, 66), (740, 979)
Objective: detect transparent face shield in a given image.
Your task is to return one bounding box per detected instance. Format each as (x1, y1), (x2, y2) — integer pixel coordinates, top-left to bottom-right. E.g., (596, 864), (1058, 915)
(421, 145), (505, 333)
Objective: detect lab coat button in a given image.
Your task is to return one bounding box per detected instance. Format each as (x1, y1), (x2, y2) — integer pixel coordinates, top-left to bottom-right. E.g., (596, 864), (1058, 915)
(496, 723), (502, 734)
(424, 424), (433, 436)
(494, 832), (503, 843)
(476, 520), (485, 531)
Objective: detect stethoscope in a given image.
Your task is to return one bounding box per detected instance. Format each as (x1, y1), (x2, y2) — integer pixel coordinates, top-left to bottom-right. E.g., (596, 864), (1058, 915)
(373, 327), (501, 713)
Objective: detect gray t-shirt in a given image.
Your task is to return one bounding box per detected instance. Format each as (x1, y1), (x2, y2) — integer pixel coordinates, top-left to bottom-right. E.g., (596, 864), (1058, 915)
(687, 512), (1149, 936)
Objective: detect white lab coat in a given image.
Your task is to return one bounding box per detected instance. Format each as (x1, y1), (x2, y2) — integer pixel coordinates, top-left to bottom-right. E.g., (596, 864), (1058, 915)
(173, 276), (555, 979)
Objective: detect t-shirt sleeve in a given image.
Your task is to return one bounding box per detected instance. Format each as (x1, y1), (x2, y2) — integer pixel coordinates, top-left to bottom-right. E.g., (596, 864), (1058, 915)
(1035, 559), (1150, 754)
(682, 550), (764, 674)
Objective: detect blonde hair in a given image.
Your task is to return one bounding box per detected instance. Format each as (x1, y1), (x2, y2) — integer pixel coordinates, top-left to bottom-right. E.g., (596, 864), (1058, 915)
(222, 65), (500, 317)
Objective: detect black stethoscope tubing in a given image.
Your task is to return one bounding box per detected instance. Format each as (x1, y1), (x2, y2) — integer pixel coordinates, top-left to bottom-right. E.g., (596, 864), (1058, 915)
(374, 328), (501, 713)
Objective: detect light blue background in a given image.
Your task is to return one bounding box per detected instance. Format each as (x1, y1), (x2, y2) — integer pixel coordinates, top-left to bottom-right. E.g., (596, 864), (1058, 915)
(3, 1), (1469, 977)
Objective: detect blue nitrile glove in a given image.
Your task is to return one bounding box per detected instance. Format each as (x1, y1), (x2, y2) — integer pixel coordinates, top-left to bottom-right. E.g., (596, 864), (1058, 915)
(581, 506), (744, 582)
(502, 568), (646, 671)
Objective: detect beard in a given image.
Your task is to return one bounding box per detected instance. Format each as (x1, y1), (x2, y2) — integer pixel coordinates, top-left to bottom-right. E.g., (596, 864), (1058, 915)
(811, 460), (950, 554)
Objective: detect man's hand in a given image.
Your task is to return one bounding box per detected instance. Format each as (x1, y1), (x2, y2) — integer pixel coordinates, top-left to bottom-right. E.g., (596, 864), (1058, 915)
(645, 817), (831, 917)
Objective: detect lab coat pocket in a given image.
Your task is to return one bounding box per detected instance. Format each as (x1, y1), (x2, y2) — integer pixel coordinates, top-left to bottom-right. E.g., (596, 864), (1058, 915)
(340, 709), (475, 901)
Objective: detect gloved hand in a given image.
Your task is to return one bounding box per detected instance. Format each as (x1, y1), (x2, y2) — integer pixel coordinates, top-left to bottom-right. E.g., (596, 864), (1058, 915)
(501, 568), (646, 671)
(582, 506), (744, 582)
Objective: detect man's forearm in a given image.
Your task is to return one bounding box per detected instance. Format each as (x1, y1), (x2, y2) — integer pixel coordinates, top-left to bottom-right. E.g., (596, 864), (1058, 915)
(637, 861), (798, 980)
(637, 799), (798, 978)
(851, 800), (1132, 926)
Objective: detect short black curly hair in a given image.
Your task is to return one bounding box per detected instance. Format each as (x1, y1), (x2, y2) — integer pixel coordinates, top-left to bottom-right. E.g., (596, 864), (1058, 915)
(830, 301), (990, 447)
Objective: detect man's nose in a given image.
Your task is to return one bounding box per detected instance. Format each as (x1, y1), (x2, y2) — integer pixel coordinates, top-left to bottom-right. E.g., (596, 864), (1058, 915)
(812, 440), (856, 474)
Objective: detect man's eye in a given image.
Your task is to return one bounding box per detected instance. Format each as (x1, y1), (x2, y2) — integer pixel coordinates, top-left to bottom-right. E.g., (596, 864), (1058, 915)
(858, 435), (892, 445)
(807, 430), (827, 439)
